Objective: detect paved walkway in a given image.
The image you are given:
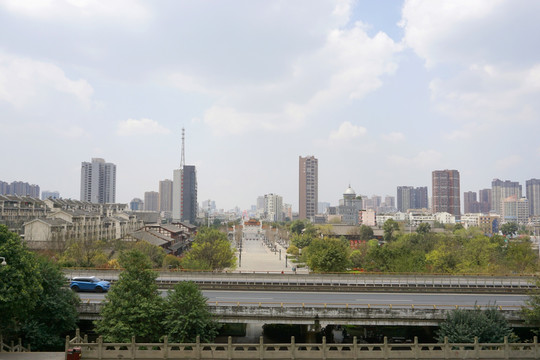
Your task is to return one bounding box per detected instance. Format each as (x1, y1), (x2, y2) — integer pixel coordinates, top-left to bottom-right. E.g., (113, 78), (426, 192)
(235, 238), (308, 274)
(0, 353), (64, 360)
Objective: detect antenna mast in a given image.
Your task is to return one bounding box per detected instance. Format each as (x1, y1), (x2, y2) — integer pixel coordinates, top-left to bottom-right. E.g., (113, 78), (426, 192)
(180, 127), (185, 169)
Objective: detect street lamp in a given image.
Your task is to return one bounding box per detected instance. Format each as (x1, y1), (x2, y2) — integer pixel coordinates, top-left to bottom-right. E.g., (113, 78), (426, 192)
(0, 257), (6, 266)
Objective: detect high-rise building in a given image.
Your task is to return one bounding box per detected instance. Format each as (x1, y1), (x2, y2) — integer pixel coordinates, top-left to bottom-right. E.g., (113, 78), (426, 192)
(526, 179), (540, 216)
(264, 193), (283, 222)
(491, 179), (521, 215)
(397, 186), (428, 212)
(80, 158), (116, 203)
(172, 129), (198, 224)
(478, 189), (492, 213)
(338, 185), (363, 225)
(432, 169), (460, 216)
(159, 179), (173, 212)
(463, 191), (480, 213)
(502, 195), (529, 224)
(299, 155), (318, 219)
(0, 181), (40, 197)
(144, 191), (159, 212)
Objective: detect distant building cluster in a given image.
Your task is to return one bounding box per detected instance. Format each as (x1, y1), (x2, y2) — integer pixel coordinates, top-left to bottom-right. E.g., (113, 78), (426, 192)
(0, 180), (40, 198)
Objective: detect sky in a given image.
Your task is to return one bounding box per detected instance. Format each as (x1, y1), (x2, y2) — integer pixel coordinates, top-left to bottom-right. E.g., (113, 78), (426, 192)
(1, 0), (539, 212)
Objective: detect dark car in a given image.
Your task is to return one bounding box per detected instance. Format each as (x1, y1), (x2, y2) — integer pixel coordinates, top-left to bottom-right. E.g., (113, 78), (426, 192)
(70, 276), (110, 293)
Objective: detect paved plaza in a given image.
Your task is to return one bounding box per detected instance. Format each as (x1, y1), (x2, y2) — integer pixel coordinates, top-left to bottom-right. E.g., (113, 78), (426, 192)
(235, 238), (307, 274)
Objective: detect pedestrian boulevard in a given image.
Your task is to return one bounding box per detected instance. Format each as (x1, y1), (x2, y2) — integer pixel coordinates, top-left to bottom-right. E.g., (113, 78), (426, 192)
(235, 238), (307, 274)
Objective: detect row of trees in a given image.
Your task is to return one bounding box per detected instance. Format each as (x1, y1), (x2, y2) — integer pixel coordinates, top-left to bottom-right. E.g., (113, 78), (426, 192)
(288, 221), (538, 274)
(95, 249), (219, 343)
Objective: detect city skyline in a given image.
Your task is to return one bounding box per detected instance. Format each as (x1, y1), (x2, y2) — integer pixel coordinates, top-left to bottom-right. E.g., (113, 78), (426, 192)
(1, 1), (539, 211)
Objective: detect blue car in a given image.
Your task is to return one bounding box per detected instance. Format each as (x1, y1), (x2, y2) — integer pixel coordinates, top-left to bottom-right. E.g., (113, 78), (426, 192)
(70, 276), (110, 293)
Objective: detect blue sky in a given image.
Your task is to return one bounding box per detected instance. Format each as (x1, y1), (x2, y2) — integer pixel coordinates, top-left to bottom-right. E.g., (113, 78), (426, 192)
(1, 0), (539, 211)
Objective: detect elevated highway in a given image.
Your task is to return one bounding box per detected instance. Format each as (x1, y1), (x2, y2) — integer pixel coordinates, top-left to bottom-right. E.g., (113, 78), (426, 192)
(77, 301), (524, 326)
(64, 269), (537, 294)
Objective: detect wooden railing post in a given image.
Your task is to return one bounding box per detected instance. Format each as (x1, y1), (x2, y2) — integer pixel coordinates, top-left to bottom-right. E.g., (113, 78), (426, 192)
(65, 335), (70, 354)
(98, 336), (103, 360)
(383, 336), (388, 360)
(259, 336), (264, 360)
(414, 336), (418, 358)
(504, 336), (509, 360)
(353, 336), (358, 360)
(444, 336), (449, 359)
(474, 336), (479, 359)
(535, 336), (538, 358)
(163, 335), (168, 359)
(322, 336), (326, 360)
(131, 336), (136, 359)
(290, 336), (295, 360)
(227, 336), (232, 360)
(196, 335), (201, 360)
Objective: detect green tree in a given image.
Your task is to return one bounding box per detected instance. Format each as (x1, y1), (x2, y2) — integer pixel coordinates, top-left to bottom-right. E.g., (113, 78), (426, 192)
(383, 219), (400, 242)
(437, 307), (516, 343)
(59, 237), (109, 268)
(290, 233), (313, 249)
(94, 250), (164, 342)
(359, 225), (374, 241)
(500, 222), (518, 237)
(20, 256), (79, 350)
(503, 240), (538, 273)
(181, 228), (236, 270)
(290, 220), (307, 235)
(304, 237), (350, 272)
(0, 225), (42, 340)
(0, 226), (78, 350)
(163, 254), (182, 269)
(132, 241), (166, 268)
(426, 236), (462, 273)
(522, 278), (540, 333)
(457, 236), (498, 273)
(416, 222), (431, 235)
(162, 281), (219, 343)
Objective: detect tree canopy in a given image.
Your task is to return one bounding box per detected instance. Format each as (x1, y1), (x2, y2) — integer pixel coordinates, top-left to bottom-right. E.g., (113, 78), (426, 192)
(383, 219), (400, 242)
(500, 222), (518, 237)
(162, 281), (219, 343)
(0, 225), (78, 350)
(180, 228), (236, 270)
(304, 237), (350, 272)
(437, 307), (516, 343)
(94, 249), (164, 342)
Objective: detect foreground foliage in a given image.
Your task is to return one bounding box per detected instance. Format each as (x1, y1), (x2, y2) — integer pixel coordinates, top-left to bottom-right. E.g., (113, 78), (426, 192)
(0, 225), (78, 350)
(162, 281), (219, 342)
(94, 250), (164, 342)
(437, 307), (516, 343)
(95, 250), (219, 343)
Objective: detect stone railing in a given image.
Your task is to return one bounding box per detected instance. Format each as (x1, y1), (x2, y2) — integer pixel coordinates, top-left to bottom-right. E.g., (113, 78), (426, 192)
(0, 335), (30, 352)
(67, 334), (540, 360)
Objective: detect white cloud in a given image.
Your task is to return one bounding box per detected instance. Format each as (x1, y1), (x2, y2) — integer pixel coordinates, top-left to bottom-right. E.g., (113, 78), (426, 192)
(430, 63), (540, 122)
(496, 155), (523, 171)
(381, 132), (405, 142)
(193, 20), (401, 136)
(0, 52), (93, 107)
(387, 150), (442, 168)
(117, 118), (170, 136)
(0, 0), (149, 22)
(329, 121), (367, 141)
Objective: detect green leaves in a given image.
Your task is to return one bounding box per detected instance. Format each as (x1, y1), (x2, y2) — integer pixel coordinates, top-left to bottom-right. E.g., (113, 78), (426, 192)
(0, 225), (78, 350)
(94, 249), (164, 342)
(162, 281), (219, 343)
(181, 228), (236, 271)
(437, 307), (516, 343)
(304, 237), (350, 273)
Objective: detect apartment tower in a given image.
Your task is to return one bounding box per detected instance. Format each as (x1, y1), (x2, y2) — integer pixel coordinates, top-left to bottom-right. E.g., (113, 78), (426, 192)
(491, 179), (522, 215)
(159, 179), (173, 212)
(526, 179), (540, 216)
(80, 158), (116, 203)
(299, 155), (318, 220)
(432, 169), (460, 216)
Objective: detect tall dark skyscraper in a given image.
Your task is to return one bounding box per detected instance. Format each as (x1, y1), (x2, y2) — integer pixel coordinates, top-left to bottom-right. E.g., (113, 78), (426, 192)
(397, 186), (428, 212)
(526, 179), (540, 216)
(80, 158), (116, 203)
(491, 179), (521, 215)
(463, 191), (480, 213)
(432, 169), (460, 216)
(299, 155), (318, 220)
(173, 129), (198, 224)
